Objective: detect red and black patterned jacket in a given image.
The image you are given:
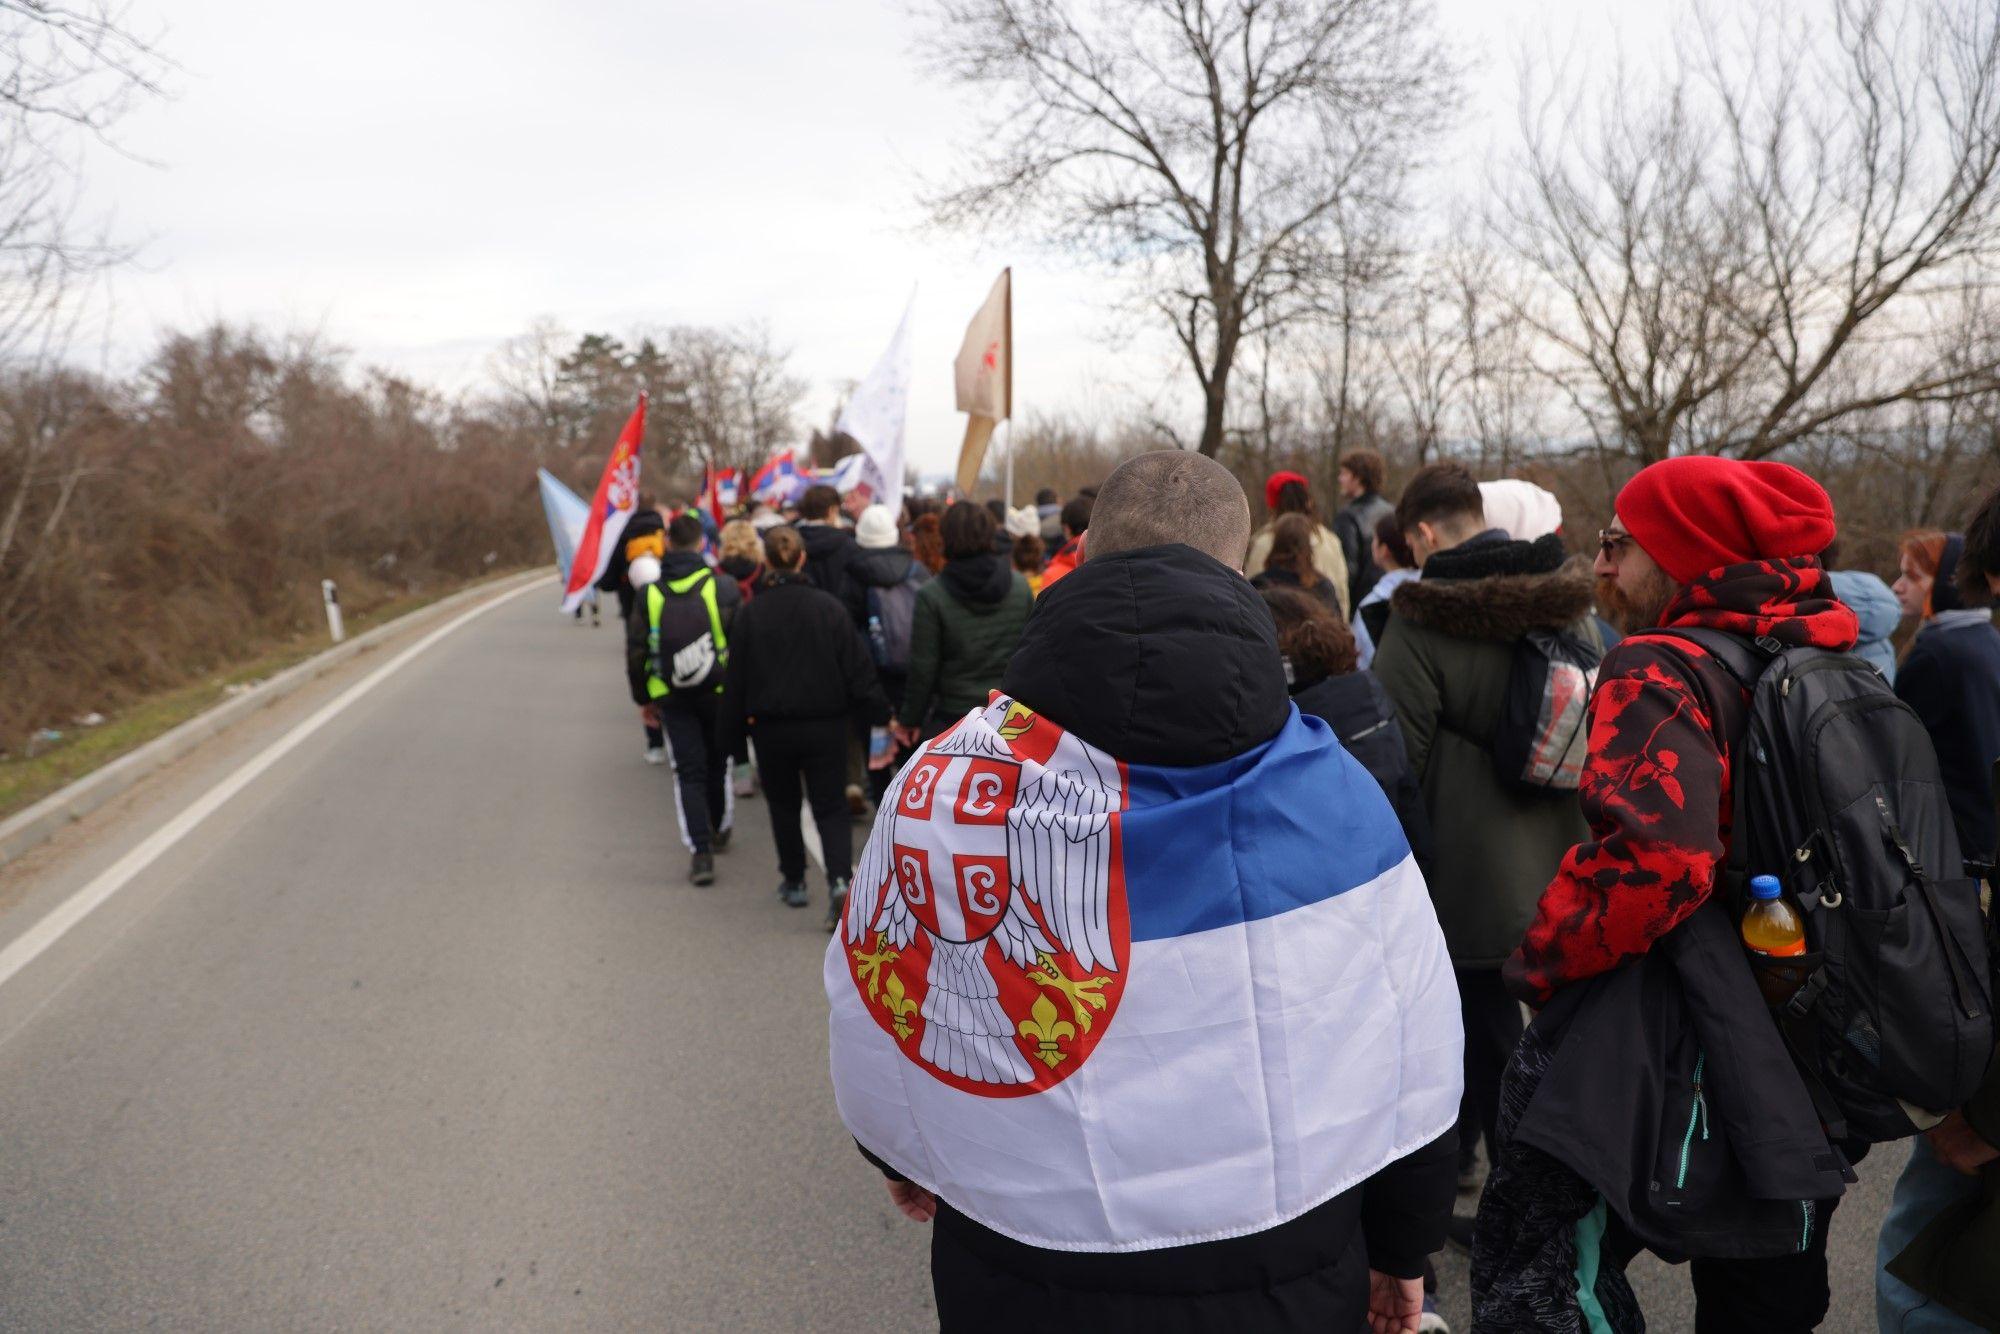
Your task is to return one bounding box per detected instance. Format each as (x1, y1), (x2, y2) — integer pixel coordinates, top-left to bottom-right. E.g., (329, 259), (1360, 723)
(1504, 558), (1860, 1004)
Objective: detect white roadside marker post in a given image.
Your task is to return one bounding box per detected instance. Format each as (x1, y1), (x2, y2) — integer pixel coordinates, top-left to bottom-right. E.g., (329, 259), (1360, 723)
(321, 579), (345, 643)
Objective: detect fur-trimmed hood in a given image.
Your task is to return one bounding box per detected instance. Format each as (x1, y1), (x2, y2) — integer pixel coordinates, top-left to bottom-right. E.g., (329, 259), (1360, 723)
(1391, 532), (1596, 642)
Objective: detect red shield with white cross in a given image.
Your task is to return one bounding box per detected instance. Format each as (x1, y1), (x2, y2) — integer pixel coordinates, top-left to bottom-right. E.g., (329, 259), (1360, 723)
(892, 754), (1020, 943)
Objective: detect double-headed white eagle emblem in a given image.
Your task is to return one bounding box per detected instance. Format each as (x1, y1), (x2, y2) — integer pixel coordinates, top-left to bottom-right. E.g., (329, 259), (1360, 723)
(844, 704), (1123, 1086)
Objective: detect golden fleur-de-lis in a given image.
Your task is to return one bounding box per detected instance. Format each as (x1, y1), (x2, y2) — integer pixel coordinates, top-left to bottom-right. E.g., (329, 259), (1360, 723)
(1017, 993), (1076, 1069)
(851, 932), (901, 1001)
(1027, 952), (1114, 1032)
(882, 971), (919, 1041)
(998, 701), (1037, 740)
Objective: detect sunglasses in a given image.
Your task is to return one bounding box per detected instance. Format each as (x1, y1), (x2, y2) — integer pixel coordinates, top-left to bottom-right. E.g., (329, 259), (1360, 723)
(1598, 528), (1634, 561)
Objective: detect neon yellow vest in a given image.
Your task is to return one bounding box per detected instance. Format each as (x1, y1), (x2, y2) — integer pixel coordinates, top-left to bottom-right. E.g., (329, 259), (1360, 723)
(645, 569), (728, 699)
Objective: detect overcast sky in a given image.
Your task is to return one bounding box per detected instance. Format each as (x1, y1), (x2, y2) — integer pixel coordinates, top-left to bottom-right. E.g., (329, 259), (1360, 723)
(77, 0), (1660, 478)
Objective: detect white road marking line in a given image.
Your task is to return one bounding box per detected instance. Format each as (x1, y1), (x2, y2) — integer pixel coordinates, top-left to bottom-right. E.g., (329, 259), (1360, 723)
(0, 577), (550, 996)
(802, 798), (824, 870)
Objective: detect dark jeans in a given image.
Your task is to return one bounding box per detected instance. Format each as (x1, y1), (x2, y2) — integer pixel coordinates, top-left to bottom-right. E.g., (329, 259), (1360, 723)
(1456, 966), (1524, 1170)
(644, 716), (664, 750)
(756, 716), (853, 883)
(661, 693), (729, 854)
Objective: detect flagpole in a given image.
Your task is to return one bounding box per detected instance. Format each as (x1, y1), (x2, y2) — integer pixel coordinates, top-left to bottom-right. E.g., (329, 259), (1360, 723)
(1002, 267), (1014, 509)
(1004, 418), (1014, 510)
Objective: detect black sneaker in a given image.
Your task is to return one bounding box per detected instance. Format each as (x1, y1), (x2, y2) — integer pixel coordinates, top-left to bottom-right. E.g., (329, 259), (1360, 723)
(689, 853), (716, 887)
(713, 827), (732, 853)
(779, 880), (808, 908)
(825, 878), (850, 931)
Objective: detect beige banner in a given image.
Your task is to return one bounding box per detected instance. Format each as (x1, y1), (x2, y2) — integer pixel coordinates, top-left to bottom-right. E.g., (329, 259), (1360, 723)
(955, 415), (997, 496)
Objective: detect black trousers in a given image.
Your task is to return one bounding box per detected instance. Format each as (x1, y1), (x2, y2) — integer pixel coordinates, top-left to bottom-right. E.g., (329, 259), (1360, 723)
(1600, 1194), (1842, 1334)
(1456, 966), (1524, 1169)
(661, 693), (729, 854)
(756, 716), (853, 883)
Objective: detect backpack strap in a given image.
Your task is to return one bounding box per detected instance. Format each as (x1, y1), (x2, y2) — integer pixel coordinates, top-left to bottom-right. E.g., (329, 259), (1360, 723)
(1642, 627), (1864, 1142)
(1637, 625), (1778, 692)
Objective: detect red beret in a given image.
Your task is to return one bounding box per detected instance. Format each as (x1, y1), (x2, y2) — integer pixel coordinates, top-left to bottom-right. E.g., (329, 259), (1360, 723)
(1264, 470), (1309, 512)
(1616, 456), (1836, 584)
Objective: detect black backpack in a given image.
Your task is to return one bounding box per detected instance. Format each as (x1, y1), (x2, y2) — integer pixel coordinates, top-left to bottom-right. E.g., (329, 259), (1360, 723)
(1654, 627), (1993, 1143)
(647, 572), (726, 694)
(1493, 626), (1604, 793)
(865, 565), (924, 673)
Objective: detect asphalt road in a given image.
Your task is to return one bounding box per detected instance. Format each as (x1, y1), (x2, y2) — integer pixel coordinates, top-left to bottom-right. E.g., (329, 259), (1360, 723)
(0, 580), (1901, 1331)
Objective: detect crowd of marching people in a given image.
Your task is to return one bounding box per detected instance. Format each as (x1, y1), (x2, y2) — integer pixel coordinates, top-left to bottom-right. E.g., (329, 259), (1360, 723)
(587, 444), (2000, 1333)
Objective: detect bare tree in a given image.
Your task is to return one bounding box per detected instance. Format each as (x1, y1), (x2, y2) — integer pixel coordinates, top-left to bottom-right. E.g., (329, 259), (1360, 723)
(654, 323), (808, 484)
(487, 316), (575, 455)
(1498, 0), (2000, 464)
(923, 0), (1457, 455)
(0, 1), (167, 636)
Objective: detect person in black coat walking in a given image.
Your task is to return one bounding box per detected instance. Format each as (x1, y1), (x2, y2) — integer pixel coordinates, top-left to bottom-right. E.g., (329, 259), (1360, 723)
(796, 484), (859, 598)
(597, 495), (666, 621)
(1260, 587), (1431, 868)
(721, 525), (889, 926)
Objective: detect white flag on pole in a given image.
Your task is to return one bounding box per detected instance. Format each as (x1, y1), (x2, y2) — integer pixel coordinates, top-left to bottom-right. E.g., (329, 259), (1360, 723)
(835, 293), (914, 514)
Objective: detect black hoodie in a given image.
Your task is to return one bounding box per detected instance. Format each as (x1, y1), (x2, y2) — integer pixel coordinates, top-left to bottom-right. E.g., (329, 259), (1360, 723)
(797, 521), (858, 599)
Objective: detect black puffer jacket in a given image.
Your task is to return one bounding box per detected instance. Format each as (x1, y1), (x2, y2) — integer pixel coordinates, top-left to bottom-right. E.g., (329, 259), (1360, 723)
(718, 573), (887, 758)
(850, 542), (1456, 1333)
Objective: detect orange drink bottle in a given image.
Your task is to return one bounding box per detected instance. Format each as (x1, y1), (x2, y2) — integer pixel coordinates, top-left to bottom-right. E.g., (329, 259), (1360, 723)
(1742, 874), (1807, 1007)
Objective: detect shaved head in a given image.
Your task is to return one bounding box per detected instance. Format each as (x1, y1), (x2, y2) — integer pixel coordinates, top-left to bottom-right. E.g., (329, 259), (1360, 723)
(1087, 451), (1253, 568)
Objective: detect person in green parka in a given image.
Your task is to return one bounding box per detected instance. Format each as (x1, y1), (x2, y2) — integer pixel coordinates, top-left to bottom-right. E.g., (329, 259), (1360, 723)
(893, 501), (1034, 744)
(1370, 462), (1603, 1207)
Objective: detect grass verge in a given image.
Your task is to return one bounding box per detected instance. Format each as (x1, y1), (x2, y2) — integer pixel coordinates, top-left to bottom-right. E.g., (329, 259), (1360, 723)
(0, 572), (533, 822)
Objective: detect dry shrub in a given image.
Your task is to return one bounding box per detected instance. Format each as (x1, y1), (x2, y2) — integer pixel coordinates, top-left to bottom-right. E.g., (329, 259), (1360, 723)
(0, 325), (550, 752)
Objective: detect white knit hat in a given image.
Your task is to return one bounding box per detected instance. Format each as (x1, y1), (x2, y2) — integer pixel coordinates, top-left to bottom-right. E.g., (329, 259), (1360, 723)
(856, 504), (900, 550)
(1004, 505), (1041, 540)
(627, 554), (662, 587)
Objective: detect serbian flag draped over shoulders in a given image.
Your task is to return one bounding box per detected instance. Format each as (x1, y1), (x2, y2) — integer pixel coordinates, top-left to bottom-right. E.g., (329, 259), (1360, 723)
(826, 695), (1463, 1251)
(560, 394), (647, 613)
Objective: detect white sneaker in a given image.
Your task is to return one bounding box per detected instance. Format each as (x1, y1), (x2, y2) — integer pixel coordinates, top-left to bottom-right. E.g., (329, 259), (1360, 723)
(644, 747), (666, 765)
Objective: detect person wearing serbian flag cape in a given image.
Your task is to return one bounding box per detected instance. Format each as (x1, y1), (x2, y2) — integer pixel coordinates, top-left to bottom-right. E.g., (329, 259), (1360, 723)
(827, 452), (1463, 1333)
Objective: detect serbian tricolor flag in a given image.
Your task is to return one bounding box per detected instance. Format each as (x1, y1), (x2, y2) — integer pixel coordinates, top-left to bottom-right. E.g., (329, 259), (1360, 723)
(748, 448), (804, 505)
(560, 393), (647, 613)
(826, 695), (1462, 1250)
(700, 466), (740, 524)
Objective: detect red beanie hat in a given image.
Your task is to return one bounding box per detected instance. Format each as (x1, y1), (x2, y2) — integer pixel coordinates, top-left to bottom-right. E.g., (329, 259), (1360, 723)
(1616, 456), (1836, 584)
(1264, 470), (1309, 512)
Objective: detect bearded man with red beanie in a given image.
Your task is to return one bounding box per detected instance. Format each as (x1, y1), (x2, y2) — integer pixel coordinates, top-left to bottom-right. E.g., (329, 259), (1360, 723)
(1473, 456), (1862, 1334)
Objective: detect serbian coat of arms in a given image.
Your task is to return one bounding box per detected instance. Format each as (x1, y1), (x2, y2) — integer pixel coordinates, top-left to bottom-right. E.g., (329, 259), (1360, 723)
(841, 697), (1130, 1096)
